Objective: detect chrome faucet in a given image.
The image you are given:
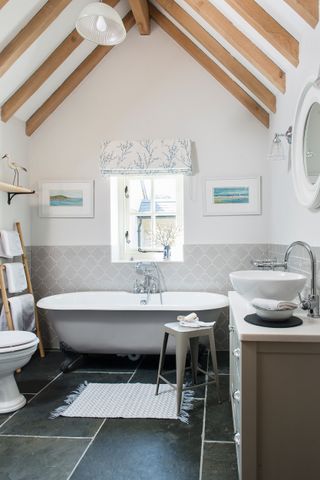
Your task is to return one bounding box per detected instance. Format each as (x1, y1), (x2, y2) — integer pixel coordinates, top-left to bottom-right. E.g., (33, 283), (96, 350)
(283, 241), (320, 318)
(252, 258), (284, 270)
(134, 262), (163, 305)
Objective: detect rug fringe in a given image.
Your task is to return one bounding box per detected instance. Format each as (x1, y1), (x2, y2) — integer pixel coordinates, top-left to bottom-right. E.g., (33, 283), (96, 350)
(49, 381), (88, 419)
(178, 389), (195, 424)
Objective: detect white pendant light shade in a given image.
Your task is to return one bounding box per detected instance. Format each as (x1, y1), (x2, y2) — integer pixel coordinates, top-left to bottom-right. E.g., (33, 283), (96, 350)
(76, 2), (126, 46)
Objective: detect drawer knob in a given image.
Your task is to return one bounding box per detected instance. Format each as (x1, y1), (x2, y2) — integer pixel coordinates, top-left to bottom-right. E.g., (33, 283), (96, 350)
(232, 348), (240, 358)
(232, 390), (240, 402)
(234, 433), (241, 446)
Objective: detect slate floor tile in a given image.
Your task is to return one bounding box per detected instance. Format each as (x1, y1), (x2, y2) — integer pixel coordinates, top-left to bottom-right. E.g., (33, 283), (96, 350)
(15, 350), (64, 394)
(0, 395), (34, 428)
(205, 376), (234, 441)
(70, 400), (204, 480)
(0, 436), (89, 480)
(216, 351), (230, 374)
(0, 372), (130, 437)
(201, 442), (238, 480)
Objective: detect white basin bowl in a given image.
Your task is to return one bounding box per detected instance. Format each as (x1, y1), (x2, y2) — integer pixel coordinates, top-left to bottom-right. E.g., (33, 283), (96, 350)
(254, 306), (297, 321)
(230, 270), (307, 302)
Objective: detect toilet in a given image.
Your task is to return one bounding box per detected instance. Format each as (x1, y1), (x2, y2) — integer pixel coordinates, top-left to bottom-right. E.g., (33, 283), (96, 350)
(0, 330), (39, 414)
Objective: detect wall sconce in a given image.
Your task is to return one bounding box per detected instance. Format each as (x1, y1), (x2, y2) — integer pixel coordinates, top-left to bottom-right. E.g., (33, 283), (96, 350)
(268, 126), (292, 160)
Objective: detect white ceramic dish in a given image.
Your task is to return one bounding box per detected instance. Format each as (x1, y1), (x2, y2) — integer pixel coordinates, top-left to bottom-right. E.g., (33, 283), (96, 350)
(254, 306), (297, 321)
(230, 270), (307, 301)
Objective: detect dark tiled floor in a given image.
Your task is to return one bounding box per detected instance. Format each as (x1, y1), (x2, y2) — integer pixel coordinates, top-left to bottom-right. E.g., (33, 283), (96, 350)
(205, 377), (234, 441)
(202, 443), (238, 480)
(0, 350), (237, 480)
(0, 436), (90, 480)
(0, 394), (34, 428)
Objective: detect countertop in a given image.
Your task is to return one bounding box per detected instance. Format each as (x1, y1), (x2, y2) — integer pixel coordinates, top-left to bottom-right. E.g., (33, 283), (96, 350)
(229, 291), (320, 343)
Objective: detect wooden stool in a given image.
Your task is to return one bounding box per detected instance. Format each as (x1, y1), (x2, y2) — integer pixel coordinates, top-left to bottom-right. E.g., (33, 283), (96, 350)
(156, 322), (221, 415)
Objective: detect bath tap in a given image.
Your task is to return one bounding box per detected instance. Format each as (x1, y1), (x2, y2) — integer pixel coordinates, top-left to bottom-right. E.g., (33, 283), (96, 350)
(134, 262), (163, 305)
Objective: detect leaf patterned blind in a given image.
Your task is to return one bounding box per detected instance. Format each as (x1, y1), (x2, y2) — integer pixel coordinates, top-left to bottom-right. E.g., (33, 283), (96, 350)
(100, 139), (192, 176)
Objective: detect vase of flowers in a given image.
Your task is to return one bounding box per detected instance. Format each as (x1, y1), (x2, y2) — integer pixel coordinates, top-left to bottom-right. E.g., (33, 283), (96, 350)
(154, 224), (180, 260)
(163, 244), (171, 260)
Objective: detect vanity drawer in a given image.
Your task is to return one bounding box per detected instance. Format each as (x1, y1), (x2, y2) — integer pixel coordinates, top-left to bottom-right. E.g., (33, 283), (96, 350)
(232, 346), (241, 384)
(234, 432), (241, 475)
(230, 360), (240, 395)
(231, 389), (241, 433)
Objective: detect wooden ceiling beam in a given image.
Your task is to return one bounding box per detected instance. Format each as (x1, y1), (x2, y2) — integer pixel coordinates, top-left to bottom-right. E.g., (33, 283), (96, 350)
(225, 0), (299, 66)
(155, 0), (275, 113)
(0, 0), (9, 8)
(150, 5), (269, 127)
(25, 12), (135, 136)
(129, 0), (150, 34)
(0, 0), (72, 77)
(284, 0), (319, 28)
(184, 0), (285, 93)
(1, 0), (119, 122)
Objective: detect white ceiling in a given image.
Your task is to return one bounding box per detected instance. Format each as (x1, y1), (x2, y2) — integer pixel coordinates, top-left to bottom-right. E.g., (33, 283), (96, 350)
(0, 0), (311, 123)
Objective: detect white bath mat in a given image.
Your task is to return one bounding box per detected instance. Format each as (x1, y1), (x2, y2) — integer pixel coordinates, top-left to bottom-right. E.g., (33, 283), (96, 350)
(50, 383), (194, 423)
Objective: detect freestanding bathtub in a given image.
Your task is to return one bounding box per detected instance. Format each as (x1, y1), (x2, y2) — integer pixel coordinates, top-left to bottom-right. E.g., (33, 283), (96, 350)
(37, 291), (228, 355)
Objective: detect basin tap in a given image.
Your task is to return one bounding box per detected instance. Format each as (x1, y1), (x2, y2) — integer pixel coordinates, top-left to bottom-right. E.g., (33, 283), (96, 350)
(251, 258), (284, 270)
(283, 241), (320, 318)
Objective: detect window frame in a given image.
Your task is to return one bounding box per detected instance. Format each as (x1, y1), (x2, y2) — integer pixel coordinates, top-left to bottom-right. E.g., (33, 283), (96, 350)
(114, 175), (184, 262)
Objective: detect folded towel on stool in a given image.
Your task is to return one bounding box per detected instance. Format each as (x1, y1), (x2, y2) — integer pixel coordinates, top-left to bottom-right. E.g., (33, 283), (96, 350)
(177, 312), (198, 322)
(4, 263), (27, 293)
(0, 230), (23, 258)
(179, 319), (216, 328)
(251, 298), (298, 311)
(177, 312), (215, 328)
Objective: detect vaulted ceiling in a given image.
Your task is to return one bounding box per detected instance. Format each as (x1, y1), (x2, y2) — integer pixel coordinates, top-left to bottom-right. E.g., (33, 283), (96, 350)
(0, 0), (318, 135)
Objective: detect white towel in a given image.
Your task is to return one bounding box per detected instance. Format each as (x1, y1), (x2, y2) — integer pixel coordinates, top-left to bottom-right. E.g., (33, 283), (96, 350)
(179, 319), (216, 328)
(4, 263), (27, 293)
(0, 306), (8, 330)
(177, 312), (198, 322)
(0, 230), (23, 258)
(7, 294), (35, 331)
(251, 298), (298, 311)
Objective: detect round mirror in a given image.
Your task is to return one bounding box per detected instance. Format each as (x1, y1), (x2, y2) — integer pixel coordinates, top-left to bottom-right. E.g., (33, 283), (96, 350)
(292, 80), (320, 208)
(304, 102), (320, 185)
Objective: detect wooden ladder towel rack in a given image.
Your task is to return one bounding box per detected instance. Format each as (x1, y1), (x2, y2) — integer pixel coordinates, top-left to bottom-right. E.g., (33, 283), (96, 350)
(0, 222), (45, 358)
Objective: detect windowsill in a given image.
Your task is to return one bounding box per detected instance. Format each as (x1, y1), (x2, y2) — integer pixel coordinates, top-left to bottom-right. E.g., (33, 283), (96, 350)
(111, 249), (184, 263)
(111, 242), (184, 263)
(111, 258), (184, 264)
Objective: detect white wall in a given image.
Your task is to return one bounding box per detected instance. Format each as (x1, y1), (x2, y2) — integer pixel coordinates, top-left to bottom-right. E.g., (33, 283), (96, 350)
(0, 117), (31, 245)
(269, 20), (320, 246)
(29, 24), (269, 246)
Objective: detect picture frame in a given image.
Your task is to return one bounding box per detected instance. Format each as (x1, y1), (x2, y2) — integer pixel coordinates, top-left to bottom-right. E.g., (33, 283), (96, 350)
(202, 177), (261, 216)
(39, 180), (95, 218)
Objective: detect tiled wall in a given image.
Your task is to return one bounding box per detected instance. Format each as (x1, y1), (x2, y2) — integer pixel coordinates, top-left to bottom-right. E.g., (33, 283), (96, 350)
(31, 244), (269, 350)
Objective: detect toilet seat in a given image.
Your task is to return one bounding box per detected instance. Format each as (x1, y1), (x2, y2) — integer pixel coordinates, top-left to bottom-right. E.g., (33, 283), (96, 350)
(0, 331), (38, 353)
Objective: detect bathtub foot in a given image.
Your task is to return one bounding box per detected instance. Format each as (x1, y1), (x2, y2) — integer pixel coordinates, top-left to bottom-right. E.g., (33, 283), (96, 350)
(59, 348), (86, 373)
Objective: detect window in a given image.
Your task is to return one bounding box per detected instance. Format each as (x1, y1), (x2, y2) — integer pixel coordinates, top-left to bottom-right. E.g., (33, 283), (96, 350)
(111, 175), (184, 262)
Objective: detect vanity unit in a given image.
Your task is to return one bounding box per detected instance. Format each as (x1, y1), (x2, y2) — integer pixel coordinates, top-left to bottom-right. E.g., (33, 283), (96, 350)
(229, 291), (320, 480)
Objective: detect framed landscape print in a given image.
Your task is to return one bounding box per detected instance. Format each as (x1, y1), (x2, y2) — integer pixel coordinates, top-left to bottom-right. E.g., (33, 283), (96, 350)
(203, 177), (261, 216)
(39, 181), (94, 217)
